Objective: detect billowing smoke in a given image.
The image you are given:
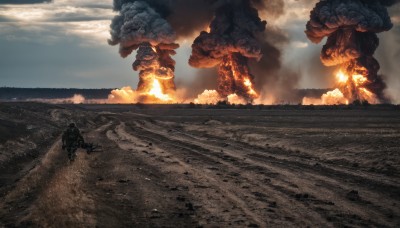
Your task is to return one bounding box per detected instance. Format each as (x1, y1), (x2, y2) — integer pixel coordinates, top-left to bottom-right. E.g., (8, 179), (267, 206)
(306, 0), (399, 103)
(189, 0), (267, 102)
(107, 0), (302, 104)
(132, 43), (179, 94)
(189, 1), (266, 67)
(376, 3), (400, 103)
(109, 1), (176, 57)
(109, 0), (179, 102)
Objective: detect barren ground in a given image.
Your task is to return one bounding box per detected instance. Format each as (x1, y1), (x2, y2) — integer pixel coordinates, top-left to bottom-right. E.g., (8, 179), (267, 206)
(0, 103), (399, 227)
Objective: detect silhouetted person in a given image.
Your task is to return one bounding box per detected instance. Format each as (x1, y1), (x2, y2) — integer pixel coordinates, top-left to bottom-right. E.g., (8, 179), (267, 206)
(62, 123), (84, 161)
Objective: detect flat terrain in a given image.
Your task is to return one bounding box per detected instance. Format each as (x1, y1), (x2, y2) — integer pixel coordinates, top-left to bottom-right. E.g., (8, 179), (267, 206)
(0, 103), (399, 227)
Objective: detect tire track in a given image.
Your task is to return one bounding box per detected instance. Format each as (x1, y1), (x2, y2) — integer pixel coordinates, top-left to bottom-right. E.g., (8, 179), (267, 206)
(116, 121), (350, 226)
(108, 122), (280, 226)
(125, 119), (399, 227)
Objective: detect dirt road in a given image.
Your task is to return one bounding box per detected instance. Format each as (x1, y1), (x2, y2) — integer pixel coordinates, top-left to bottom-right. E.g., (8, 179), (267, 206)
(0, 104), (399, 227)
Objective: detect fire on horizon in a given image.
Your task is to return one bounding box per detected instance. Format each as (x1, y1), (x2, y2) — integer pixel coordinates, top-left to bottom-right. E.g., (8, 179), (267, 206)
(303, 0), (397, 105)
(107, 0), (399, 105)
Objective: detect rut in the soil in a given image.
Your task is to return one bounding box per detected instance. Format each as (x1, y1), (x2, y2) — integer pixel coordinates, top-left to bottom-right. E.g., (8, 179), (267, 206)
(102, 118), (395, 227)
(2, 107), (399, 228)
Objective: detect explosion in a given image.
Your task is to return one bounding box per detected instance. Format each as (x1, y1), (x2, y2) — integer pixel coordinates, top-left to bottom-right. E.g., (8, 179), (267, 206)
(108, 1), (179, 103)
(333, 61), (380, 104)
(190, 0), (266, 104)
(218, 54), (259, 99)
(132, 43), (178, 102)
(194, 90), (222, 105)
(106, 0), (397, 105)
(303, 0), (397, 105)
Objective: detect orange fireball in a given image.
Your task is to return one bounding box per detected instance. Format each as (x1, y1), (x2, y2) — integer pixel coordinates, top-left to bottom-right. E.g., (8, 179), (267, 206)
(303, 61), (379, 105)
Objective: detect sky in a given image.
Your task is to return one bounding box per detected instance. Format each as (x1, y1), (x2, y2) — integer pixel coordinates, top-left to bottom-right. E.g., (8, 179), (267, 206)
(0, 0), (399, 101)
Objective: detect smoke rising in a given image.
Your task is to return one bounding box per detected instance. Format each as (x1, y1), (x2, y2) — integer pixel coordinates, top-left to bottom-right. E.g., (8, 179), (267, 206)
(109, 0), (298, 104)
(189, 0), (267, 101)
(108, 0), (399, 105)
(305, 0), (399, 103)
(377, 3), (400, 103)
(28, 94), (87, 104)
(305, 0), (394, 66)
(189, 1), (266, 68)
(109, 0), (181, 102)
(175, 67), (219, 100)
(186, 0), (304, 104)
(108, 1), (176, 58)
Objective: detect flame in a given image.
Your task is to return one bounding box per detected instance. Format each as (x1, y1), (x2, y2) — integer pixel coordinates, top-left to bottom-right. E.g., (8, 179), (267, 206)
(303, 62), (379, 105)
(244, 78), (258, 96)
(193, 90), (249, 105)
(194, 54), (260, 105)
(146, 78), (172, 102)
(322, 89), (349, 105)
(227, 94), (248, 105)
(108, 86), (138, 104)
(336, 70), (348, 84)
(108, 73), (175, 104)
(213, 53), (259, 103)
(194, 90), (222, 104)
(108, 43), (178, 104)
(302, 89), (349, 105)
(337, 64), (377, 104)
(352, 74), (368, 87)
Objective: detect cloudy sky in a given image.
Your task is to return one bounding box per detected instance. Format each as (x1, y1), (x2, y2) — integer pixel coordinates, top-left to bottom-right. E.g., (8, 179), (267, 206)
(0, 0), (399, 100)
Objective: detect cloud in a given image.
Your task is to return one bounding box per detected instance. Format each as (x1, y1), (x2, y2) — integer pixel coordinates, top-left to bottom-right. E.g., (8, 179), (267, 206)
(264, 0), (317, 26)
(291, 41), (308, 48)
(0, 32), (134, 88)
(0, 4), (114, 22)
(0, 20), (112, 46)
(0, 0), (51, 4)
(0, 15), (12, 22)
(79, 3), (112, 10)
(0, 0), (115, 45)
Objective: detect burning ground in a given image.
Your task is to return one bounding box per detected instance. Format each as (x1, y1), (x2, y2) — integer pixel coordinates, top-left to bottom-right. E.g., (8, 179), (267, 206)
(0, 103), (400, 226)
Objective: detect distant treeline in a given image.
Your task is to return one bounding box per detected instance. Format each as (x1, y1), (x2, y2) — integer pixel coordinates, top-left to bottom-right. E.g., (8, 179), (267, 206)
(0, 87), (113, 100)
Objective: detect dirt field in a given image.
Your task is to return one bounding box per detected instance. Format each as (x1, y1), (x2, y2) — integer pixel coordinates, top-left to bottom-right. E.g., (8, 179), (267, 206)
(0, 103), (399, 227)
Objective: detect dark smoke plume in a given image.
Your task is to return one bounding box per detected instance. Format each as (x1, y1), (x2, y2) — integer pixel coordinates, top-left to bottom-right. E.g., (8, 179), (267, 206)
(109, 0), (224, 55)
(109, 0), (290, 102)
(306, 0), (398, 102)
(249, 28), (300, 103)
(189, 0), (267, 100)
(109, 0), (225, 96)
(190, 1), (266, 68)
(109, 1), (176, 58)
(109, 0), (179, 95)
(376, 3), (400, 103)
